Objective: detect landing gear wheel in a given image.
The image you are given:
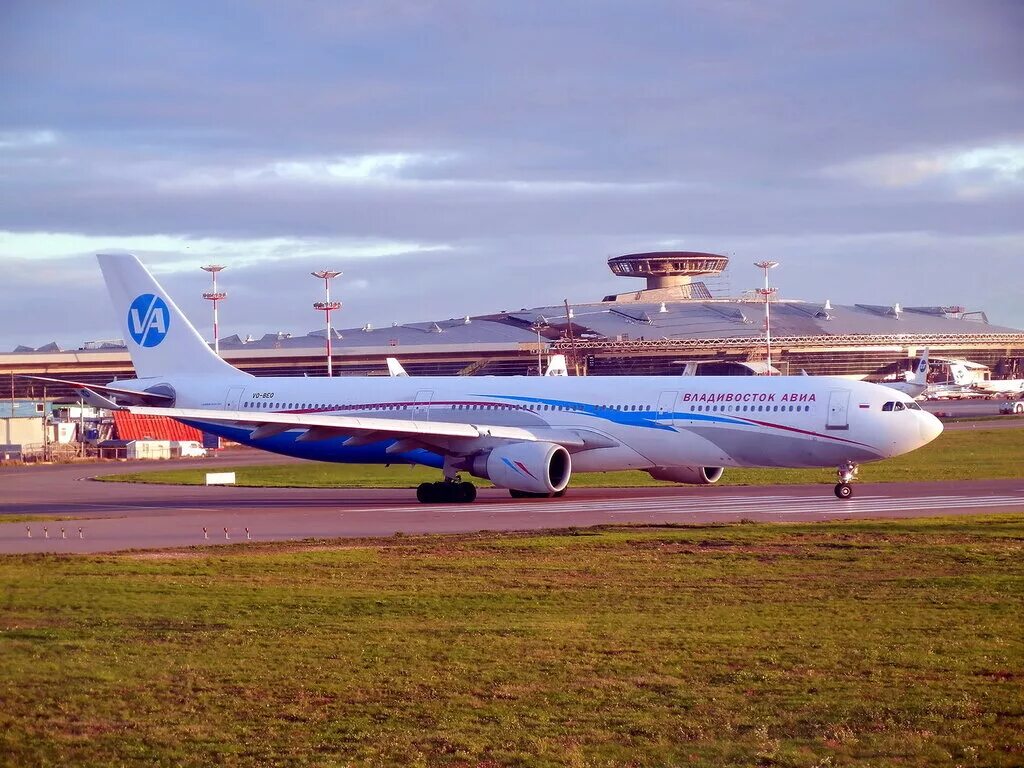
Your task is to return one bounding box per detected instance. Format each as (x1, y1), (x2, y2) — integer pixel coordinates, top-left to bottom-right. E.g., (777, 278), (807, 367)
(416, 482), (434, 503)
(834, 483), (853, 499)
(417, 480), (477, 504)
(834, 461), (858, 499)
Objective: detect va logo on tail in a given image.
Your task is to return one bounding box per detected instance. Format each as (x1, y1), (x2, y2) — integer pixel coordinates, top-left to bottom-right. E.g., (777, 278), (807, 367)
(127, 294), (170, 347)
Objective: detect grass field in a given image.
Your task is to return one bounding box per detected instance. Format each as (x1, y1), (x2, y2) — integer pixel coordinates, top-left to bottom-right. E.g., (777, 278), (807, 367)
(97, 427), (1024, 488)
(1, 516), (1023, 767)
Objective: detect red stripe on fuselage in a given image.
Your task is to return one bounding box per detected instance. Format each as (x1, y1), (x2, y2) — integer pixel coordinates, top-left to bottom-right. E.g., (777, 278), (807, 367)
(730, 416), (876, 450)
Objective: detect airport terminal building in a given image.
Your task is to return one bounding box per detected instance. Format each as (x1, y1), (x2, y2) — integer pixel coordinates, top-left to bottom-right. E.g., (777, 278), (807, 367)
(4, 252), (1024, 399)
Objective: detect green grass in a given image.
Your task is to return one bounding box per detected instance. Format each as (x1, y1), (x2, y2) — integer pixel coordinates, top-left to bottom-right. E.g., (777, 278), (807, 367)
(942, 414), (1024, 423)
(96, 428), (1024, 488)
(2, 515), (1023, 766)
(0, 515), (91, 524)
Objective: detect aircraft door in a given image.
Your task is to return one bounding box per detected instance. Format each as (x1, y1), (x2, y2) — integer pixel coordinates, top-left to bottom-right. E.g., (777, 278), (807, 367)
(225, 386), (245, 411)
(656, 391), (678, 425)
(413, 389), (433, 421)
(826, 390), (850, 430)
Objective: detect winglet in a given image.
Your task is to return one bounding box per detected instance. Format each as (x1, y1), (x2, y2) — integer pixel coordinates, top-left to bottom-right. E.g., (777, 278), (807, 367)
(544, 354), (568, 377)
(386, 357), (409, 377)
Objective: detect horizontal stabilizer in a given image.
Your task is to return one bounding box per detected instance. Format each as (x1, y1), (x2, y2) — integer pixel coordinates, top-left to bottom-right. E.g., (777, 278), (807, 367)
(19, 375), (174, 405)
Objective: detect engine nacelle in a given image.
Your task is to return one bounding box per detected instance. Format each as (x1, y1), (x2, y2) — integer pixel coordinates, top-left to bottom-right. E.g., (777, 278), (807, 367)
(647, 466), (724, 485)
(471, 441), (572, 494)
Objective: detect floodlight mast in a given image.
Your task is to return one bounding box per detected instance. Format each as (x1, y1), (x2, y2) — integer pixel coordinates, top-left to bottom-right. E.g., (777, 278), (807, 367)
(200, 265), (227, 356)
(311, 270), (343, 377)
(754, 260), (779, 374)
(530, 321), (547, 375)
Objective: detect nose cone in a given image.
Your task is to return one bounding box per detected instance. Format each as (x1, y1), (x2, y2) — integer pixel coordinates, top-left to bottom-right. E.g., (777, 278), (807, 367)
(919, 411), (944, 445)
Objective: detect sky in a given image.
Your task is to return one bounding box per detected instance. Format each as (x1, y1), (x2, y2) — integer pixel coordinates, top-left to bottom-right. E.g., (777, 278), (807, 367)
(1, 0), (1022, 349)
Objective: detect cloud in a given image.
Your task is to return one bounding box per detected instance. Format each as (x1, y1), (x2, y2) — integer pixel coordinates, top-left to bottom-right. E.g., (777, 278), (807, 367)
(0, 1), (1022, 349)
(0, 230), (451, 274)
(822, 141), (1024, 197)
(166, 152), (454, 189)
(0, 129), (59, 150)
(158, 150), (681, 195)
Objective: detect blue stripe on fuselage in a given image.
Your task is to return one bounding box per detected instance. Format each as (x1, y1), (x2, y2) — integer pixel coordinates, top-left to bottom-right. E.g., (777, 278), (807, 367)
(476, 393), (751, 431)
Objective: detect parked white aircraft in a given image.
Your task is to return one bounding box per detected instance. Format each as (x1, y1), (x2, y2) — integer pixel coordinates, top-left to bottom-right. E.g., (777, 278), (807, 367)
(972, 378), (1024, 397)
(32, 254), (944, 502)
(924, 358), (989, 400)
(881, 350), (930, 398)
(544, 354), (569, 377)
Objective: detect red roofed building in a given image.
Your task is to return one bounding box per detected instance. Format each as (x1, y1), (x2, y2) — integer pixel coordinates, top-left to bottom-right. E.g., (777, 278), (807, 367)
(113, 412), (204, 442)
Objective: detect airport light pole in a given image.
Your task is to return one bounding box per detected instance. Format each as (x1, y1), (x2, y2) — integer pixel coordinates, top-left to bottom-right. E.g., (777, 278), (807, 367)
(754, 260), (779, 374)
(311, 270), (343, 377)
(531, 321), (547, 375)
(201, 265), (227, 356)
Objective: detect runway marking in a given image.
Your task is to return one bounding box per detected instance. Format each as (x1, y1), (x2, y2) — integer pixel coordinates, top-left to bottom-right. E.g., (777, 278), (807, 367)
(338, 492), (1024, 516)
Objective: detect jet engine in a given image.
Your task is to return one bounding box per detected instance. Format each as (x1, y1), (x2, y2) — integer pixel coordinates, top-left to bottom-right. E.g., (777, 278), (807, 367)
(471, 441), (572, 494)
(647, 466), (724, 485)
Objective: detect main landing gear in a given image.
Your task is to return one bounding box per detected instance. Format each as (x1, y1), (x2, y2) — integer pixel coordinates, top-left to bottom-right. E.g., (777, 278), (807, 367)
(834, 460), (859, 499)
(416, 479), (477, 504)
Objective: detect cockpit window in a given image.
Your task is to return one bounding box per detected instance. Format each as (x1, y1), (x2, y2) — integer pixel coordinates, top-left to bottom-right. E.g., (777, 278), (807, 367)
(893, 402), (905, 411)
(905, 401), (921, 410)
(882, 401), (894, 411)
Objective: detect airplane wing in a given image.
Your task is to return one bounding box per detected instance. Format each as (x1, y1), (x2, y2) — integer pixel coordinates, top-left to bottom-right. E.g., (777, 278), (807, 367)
(126, 405), (619, 455)
(19, 375), (174, 405)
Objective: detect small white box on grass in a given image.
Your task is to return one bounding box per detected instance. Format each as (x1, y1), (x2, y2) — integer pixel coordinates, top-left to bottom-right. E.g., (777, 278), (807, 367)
(205, 472), (236, 486)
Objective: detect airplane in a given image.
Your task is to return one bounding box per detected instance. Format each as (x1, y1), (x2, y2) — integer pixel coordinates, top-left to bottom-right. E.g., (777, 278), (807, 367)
(881, 349), (929, 398)
(30, 253), (944, 502)
(544, 354), (569, 377)
(924, 358), (988, 400)
(971, 377), (1024, 397)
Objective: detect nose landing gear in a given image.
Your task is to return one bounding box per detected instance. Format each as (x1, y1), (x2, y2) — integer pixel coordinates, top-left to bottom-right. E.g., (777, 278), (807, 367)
(834, 461), (858, 499)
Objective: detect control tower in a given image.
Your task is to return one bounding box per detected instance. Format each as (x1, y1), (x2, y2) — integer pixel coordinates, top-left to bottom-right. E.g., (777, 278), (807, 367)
(604, 251), (729, 303)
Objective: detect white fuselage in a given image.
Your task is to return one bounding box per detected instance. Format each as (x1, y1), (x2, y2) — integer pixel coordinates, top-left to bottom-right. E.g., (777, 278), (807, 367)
(974, 379), (1024, 396)
(128, 373), (942, 472)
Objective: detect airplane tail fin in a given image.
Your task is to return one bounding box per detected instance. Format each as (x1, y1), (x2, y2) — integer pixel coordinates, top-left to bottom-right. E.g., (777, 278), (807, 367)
(951, 363), (970, 386)
(910, 349), (929, 385)
(97, 253), (247, 380)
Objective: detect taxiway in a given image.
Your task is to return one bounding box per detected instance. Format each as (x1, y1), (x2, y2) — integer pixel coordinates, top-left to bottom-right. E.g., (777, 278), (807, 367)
(1, 456), (1021, 554)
